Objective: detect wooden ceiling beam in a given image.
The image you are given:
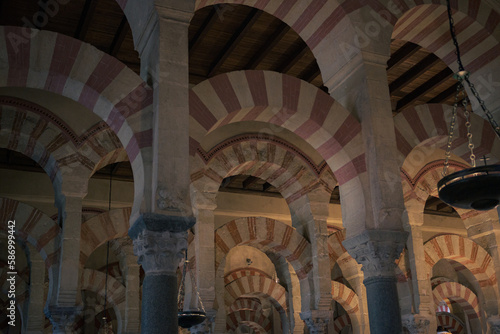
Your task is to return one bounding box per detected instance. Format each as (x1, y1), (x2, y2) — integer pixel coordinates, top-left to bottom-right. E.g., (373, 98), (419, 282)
(110, 16), (129, 57)
(207, 8), (261, 78)
(300, 66), (321, 83)
(427, 82), (459, 104)
(278, 46), (308, 74)
(262, 182), (272, 192)
(189, 7), (217, 54)
(387, 42), (420, 70)
(220, 177), (233, 189)
(74, 0), (98, 40)
(245, 22), (290, 69)
(242, 176), (259, 189)
(396, 67), (453, 110)
(389, 53), (440, 95)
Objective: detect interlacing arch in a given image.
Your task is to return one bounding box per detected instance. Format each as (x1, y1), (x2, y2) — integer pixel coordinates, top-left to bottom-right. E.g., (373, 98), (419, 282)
(0, 27), (153, 216)
(424, 234), (498, 317)
(226, 309), (272, 333)
(225, 276), (287, 314)
(330, 281), (360, 331)
(80, 268), (126, 308)
(79, 208), (131, 266)
(436, 312), (466, 334)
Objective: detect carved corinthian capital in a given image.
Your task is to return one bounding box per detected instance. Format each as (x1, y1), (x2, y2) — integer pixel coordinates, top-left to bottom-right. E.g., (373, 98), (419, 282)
(342, 230), (408, 278)
(129, 213), (195, 276)
(300, 310), (330, 334)
(402, 314), (431, 334)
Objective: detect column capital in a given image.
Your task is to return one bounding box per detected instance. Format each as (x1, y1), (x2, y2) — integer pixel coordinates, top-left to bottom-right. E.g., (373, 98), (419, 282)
(300, 310), (330, 334)
(130, 213), (195, 275)
(44, 305), (82, 333)
(402, 314), (431, 334)
(343, 229), (408, 278)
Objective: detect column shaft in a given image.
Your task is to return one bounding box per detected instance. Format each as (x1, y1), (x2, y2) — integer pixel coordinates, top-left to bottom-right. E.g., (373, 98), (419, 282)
(364, 276), (401, 333)
(141, 275), (178, 333)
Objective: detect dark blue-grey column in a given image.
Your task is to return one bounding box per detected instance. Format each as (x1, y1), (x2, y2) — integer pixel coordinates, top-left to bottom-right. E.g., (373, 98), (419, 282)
(343, 230), (408, 334)
(130, 213), (195, 334)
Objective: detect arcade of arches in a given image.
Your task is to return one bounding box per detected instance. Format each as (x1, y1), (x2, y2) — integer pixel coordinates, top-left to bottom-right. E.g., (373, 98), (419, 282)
(1, 0), (500, 333)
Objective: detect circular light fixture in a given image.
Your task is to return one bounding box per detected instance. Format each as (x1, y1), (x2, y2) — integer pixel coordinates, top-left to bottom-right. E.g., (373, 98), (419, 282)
(178, 310), (207, 328)
(438, 165), (500, 211)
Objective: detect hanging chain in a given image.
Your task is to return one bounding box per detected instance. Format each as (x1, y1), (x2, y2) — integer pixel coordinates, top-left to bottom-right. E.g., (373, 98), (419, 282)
(446, 0), (500, 139)
(462, 93), (476, 167)
(443, 82), (460, 176)
(189, 262), (206, 312)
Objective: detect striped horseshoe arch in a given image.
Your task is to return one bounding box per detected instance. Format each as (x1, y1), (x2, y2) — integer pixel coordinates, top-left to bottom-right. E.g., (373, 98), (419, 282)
(0, 27), (153, 215)
(215, 217), (313, 280)
(333, 313), (351, 334)
(433, 282), (480, 320)
(80, 208), (131, 267)
(436, 312), (466, 334)
(190, 70), (365, 187)
(0, 197), (61, 270)
(226, 309), (272, 333)
(424, 234), (497, 316)
(394, 104), (500, 166)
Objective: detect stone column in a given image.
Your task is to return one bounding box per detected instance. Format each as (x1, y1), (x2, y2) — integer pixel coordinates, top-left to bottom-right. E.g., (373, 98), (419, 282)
(402, 314), (431, 334)
(45, 306), (82, 334)
(57, 195), (85, 305)
(343, 230), (408, 334)
(300, 310), (330, 334)
(25, 245), (45, 333)
(123, 245), (141, 333)
(129, 213), (195, 334)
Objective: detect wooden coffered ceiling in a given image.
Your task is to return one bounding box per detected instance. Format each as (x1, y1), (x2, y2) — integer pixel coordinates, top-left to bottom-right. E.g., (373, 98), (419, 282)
(0, 1), (462, 216)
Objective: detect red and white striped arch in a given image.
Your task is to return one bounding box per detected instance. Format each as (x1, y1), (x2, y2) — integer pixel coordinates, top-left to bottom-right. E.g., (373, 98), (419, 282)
(224, 268), (271, 286)
(228, 297), (263, 314)
(79, 208), (131, 267)
(433, 282), (480, 321)
(331, 281), (359, 315)
(333, 314), (351, 334)
(424, 234), (498, 316)
(215, 217), (313, 281)
(436, 312), (466, 334)
(328, 229), (347, 268)
(394, 104), (500, 167)
(225, 275), (287, 314)
(0, 197), (60, 269)
(392, 3), (499, 72)
(0, 27), (153, 216)
(226, 309), (272, 333)
(190, 70), (364, 187)
(81, 269), (126, 308)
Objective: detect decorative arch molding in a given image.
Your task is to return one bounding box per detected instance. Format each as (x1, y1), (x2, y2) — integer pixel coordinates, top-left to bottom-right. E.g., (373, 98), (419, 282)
(0, 27), (153, 217)
(215, 217), (312, 280)
(80, 208), (131, 266)
(436, 311), (466, 334)
(333, 313), (351, 334)
(191, 139), (336, 215)
(225, 276), (287, 314)
(226, 309), (272, 333)
(224, 268), (271, 286)
(0, 197), (61, 269)
(424, 234), (497, 317)
(394, 104), (500, 167)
